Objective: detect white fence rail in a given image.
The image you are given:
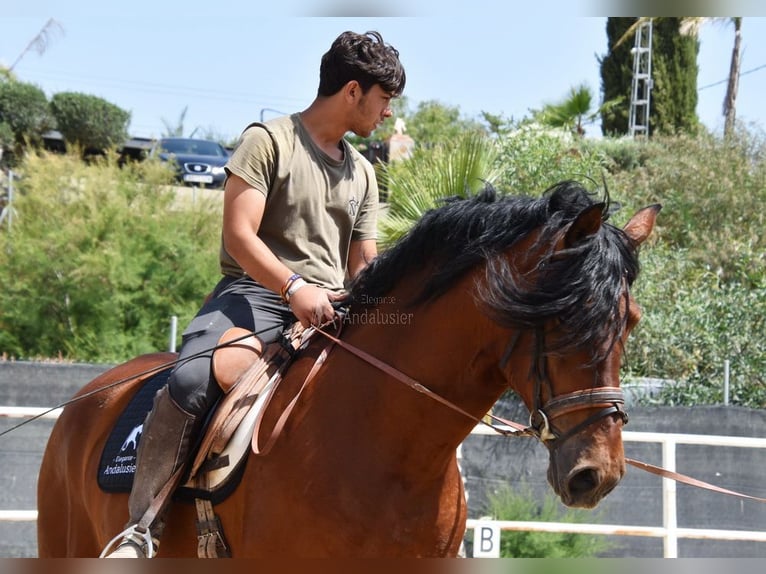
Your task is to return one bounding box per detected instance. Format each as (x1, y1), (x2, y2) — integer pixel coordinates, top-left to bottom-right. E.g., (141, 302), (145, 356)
(0, 406), (63, 419)
(466, 426), (766, 557)
(2, 407), (766, 557)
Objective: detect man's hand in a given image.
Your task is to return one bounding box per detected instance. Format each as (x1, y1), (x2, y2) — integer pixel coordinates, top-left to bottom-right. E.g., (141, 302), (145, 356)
(288, 283), (340, 328)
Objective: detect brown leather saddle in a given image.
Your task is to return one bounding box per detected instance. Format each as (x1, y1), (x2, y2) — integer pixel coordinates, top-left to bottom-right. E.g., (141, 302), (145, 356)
(182, 322), (311, 496)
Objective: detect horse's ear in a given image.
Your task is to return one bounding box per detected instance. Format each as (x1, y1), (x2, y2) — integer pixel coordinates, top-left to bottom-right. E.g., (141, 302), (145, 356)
(564, 203), (605, 247)
(623, 204), (662, 246)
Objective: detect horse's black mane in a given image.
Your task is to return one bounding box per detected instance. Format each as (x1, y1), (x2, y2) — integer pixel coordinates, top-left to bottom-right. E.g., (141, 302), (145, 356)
(349, 180), (641, 358)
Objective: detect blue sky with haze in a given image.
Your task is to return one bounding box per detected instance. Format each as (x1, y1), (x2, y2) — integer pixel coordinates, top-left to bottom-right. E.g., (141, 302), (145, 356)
(3, 1), (766, 140)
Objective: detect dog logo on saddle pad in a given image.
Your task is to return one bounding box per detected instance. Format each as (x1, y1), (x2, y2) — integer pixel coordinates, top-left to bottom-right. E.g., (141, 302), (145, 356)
(97, 370), (171, 492)
(120, 423), (143, 452)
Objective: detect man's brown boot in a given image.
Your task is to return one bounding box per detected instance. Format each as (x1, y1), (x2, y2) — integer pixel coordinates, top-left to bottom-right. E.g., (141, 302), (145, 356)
(102, 385), (199, 558)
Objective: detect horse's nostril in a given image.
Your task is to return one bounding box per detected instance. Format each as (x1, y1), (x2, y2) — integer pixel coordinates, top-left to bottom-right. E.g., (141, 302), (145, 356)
(568, 467), (599, 498)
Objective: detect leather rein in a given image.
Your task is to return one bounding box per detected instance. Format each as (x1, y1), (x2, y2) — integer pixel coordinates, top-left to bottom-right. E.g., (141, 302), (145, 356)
(312, 323), (625, 447)
(307, 322), (766, 505)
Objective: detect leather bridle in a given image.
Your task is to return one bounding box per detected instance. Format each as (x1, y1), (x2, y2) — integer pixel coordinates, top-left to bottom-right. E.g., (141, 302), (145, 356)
(498, 328), (629, 447)
(529, 386), (628, 445)
(313, 321), (628, 448)
(255, 319), (766, 504)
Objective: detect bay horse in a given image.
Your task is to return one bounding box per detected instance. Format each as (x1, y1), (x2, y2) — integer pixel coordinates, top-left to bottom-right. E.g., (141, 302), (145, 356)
(37, 182), (660, 557)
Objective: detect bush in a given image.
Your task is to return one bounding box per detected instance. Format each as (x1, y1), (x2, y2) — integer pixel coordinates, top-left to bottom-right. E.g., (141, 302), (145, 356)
(50, 92), (131, 154)
(605, 131), (766, 287)
(492, 123), (612, 194)
(0, 151), (220, 362)
(2, 124), (765, 409)
(600, 130), (766, 407)
(378, 127), (766, 408)
(623, 244), (766, 407)
(484, 483), (615, 557)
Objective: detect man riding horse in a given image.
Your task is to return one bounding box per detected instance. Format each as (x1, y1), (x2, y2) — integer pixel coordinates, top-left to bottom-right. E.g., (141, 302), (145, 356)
(103, 30), (406, 558)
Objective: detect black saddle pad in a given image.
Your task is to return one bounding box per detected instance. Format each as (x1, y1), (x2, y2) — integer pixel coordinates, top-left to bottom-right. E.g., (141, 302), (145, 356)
(97, 369), (171, 492)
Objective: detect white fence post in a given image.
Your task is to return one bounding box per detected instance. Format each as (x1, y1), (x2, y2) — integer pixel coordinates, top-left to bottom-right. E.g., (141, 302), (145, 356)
(169, 315), (178, 352)
(662, 438), (678, 558)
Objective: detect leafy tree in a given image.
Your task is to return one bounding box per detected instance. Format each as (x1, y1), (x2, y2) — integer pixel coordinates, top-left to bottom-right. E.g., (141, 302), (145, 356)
(50, 92), (131, 154)
(0, 79), (53, 161)
(405, 99), (486, 145)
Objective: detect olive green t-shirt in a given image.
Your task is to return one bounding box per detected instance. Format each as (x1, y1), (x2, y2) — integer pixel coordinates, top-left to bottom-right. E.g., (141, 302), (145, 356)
(221, 114), (379, 291)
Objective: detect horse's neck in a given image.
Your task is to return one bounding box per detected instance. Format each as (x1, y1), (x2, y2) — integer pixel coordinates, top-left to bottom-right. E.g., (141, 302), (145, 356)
(327, 278), (509, 475)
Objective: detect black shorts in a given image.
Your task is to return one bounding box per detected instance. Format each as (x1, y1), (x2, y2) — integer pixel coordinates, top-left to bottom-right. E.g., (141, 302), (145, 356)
(167, 275), (295, 415)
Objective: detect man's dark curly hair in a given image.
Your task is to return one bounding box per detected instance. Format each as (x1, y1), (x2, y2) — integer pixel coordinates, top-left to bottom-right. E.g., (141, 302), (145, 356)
(318, 30), (406, 97)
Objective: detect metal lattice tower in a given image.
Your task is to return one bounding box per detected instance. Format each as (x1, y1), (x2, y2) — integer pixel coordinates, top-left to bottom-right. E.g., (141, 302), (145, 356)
(628, 20), (653, 137)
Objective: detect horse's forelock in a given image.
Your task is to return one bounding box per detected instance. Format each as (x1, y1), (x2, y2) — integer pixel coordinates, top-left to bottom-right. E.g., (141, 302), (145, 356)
(479, 214), (639, 362)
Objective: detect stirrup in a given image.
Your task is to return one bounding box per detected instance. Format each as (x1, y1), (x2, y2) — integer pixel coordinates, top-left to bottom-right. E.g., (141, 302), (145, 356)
(100, 525), (158, 558)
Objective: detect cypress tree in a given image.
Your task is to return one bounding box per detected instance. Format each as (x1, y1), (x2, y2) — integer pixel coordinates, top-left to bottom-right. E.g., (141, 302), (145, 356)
(650, 18), (700, 134)
(599, 18), (700, 136)
(599, 18), (635, 136)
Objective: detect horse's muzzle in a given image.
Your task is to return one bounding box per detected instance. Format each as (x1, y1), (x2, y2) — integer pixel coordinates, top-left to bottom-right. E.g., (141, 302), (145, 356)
(552, 461), (625, 508)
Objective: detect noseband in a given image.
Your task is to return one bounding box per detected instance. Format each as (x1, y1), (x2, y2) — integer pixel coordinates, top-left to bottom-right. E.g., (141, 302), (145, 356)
(500, 330), (628, 450)
(517, 330), (629, 448)
(528, 387), (628, 446)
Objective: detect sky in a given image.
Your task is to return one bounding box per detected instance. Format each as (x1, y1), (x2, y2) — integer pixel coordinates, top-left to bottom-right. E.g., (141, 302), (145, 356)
(3, 1), (766, 142)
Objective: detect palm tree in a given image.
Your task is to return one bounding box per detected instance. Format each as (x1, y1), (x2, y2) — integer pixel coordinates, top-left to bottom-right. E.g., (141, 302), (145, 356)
(162, 106), (189, 137)
(617, 17), (744, 137)
(533, 84), (621, 137)
(8, 18), (64, 72)
(377, 131), (499, 247)
(677, 18), (742, 137)
(535, 84), (594, 136)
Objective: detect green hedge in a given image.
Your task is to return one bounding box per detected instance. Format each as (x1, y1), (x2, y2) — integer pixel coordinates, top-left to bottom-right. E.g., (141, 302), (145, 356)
(1, 126), (764, 408)
(0, 151), (220, 362)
